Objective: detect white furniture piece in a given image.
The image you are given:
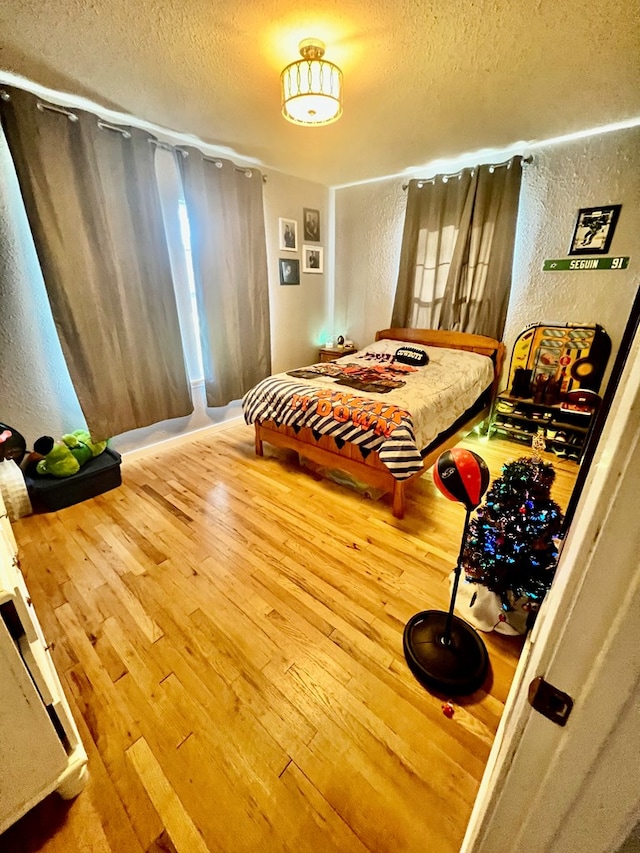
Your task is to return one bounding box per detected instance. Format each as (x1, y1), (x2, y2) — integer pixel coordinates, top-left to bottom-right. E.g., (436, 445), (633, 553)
(0, 487), (88, 835)
(0, 458), (32, 520)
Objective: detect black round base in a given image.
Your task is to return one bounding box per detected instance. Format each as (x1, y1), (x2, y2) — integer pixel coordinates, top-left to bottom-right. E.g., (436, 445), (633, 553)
(403, 610), (489, 695)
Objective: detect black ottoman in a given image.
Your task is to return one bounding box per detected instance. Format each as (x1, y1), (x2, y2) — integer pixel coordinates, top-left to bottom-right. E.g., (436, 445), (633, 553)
(25, 447), (122, 512)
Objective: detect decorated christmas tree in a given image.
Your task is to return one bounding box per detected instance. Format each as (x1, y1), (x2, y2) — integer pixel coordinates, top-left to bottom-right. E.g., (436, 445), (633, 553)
(461, 456), (564, 613)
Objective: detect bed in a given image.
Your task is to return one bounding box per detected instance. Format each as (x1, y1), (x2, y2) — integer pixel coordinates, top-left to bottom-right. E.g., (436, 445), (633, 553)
(242, 328), (505, 518)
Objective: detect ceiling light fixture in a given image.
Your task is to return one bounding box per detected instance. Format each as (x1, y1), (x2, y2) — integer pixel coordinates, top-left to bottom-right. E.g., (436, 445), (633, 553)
(281, 39), (343, 126)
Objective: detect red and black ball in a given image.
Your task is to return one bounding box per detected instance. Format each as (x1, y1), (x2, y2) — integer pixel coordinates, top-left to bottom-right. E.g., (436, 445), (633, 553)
(433, 448), (490, 510)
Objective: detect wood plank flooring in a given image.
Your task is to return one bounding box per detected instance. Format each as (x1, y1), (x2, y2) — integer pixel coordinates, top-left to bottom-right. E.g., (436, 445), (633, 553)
(0, 426), (577, 853)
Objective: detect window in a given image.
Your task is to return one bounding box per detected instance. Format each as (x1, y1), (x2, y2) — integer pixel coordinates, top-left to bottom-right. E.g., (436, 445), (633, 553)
(177, 199), (204, 381)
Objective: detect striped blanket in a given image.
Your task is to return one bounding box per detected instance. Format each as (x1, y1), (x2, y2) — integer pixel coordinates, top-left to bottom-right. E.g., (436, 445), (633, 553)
(242, 377), (424, 479)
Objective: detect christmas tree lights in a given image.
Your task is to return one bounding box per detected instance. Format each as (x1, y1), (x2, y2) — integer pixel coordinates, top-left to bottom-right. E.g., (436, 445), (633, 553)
(462, 457), (564, 614)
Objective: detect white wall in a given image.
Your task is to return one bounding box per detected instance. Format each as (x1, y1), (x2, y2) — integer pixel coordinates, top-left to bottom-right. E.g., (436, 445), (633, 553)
(333, 126), (640, 391)
(334, 177), (406, 348)
(263, 172), (331, 372)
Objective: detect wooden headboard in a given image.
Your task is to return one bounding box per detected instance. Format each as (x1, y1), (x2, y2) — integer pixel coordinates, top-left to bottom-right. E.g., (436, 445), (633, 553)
(375, 327), (506, 396)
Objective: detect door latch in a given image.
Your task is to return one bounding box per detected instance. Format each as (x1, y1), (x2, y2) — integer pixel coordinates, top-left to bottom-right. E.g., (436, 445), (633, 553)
(528, 676), (573, 726)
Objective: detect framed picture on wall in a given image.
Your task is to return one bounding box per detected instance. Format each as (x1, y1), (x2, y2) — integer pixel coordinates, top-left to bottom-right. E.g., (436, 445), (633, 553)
(279, 218), (298, 251)
(302, 245), (323, 274)
(568, 205), (621, 255)
(303, 208), (320, 242)
(279, 258), (300, 285)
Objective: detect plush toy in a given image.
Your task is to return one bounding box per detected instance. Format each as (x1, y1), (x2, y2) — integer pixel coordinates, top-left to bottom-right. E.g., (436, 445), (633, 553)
(34, 430), (108, 478)
(62, 435), (93, 467)
(36, 439), (80, 478)
(63, 429), (107, 459)
(22, 435), (54, 474)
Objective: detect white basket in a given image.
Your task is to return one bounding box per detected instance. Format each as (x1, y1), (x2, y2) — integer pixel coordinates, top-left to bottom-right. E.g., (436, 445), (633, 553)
(0, 460), (32, 520)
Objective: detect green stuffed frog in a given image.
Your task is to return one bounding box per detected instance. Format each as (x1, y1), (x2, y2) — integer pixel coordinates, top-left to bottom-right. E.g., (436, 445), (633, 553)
(35, 430), (108, 478)
(62, 429), (107, 463)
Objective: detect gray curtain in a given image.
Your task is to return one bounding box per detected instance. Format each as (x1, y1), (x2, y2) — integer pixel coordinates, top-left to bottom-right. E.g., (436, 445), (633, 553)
(179, 152), (271, 407)
(0, 87), (193, 441)
(392, 158), (523, 339)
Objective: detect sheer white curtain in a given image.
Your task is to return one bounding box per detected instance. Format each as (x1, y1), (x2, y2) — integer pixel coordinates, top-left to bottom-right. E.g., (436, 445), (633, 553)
(392, 159), (523, 339)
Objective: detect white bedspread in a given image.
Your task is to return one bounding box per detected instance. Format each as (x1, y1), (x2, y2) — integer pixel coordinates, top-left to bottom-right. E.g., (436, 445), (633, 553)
(341, 339), (495, 448)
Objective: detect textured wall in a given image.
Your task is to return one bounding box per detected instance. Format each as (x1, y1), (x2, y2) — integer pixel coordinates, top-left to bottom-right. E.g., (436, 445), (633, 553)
(503, 129), (640, 390)
(334, 177), (406, 348)
(619, 822), (640, 853)
(0, 129), (86, 444)
(334, 126), (640, 392)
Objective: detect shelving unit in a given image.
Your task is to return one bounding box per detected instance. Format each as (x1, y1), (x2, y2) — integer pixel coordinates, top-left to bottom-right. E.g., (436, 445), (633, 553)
(488, 393), (596, 461)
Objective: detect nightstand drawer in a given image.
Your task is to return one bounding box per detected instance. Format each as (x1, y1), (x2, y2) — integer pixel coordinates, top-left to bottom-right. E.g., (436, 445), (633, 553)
(318, 347), (357, 363)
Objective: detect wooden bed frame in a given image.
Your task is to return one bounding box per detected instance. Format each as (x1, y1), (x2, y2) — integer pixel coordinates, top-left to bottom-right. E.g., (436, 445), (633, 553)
(253, 328), (505, 518)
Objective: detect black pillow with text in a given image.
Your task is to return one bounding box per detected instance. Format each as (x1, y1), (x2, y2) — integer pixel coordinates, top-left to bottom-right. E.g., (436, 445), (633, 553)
(394, 346), (429, 367)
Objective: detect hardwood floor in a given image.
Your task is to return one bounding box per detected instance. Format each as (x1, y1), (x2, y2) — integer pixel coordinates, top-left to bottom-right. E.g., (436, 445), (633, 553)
(0, 425), (577, 853)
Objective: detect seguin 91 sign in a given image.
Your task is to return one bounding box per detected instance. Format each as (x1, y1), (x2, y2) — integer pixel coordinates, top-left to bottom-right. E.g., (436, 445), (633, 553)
(543, 257), (629, 271)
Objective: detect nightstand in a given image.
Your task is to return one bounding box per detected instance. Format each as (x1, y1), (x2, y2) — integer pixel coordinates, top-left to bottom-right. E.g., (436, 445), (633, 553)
(318, 346), (357, 363)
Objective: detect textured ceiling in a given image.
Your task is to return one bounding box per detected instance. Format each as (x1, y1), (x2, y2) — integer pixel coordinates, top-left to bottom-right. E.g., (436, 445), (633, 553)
(1, 0), (639, 186)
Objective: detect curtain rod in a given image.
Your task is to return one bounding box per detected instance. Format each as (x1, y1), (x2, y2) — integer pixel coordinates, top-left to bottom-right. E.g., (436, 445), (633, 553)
(1, 88), (267, 182)
(148, 141), (267, 181)
(402, 155), (533, 190)
(202, 153), (264, 181)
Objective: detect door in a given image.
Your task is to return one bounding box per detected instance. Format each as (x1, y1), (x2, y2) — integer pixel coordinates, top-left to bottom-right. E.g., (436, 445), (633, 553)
(462, 325), (640, 853)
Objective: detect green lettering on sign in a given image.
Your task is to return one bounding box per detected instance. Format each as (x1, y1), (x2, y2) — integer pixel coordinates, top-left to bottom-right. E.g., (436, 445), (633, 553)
(543, 257), (630, 271)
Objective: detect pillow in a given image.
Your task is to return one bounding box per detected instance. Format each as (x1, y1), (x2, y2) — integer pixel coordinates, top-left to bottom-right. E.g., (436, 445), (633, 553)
(393, 346), (430, 367)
